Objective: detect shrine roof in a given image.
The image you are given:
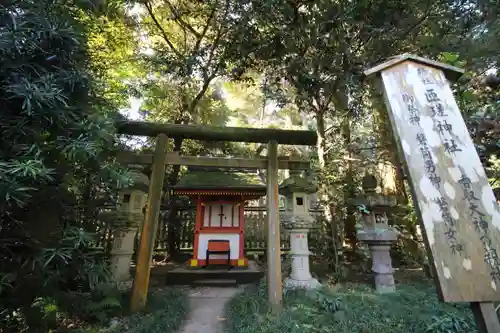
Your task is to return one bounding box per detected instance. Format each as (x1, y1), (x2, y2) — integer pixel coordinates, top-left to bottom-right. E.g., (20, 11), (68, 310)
(173, 168), (266, 191)
(364, 53), (464, 81)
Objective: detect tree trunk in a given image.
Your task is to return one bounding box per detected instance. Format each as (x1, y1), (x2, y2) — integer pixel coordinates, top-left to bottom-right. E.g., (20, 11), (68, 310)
(165, 137), (183, 259)
(82, 175), (98, 232)
(335, 76), (356, 256)
(316, 111), (340, 269)
(316, 111), (327, 169)
(341, 118), (357, 254)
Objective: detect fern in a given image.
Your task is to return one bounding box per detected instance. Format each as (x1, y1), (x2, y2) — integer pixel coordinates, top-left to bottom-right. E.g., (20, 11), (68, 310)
(425, 314), (474, 333)
(315, 290), (343, 313)
(55, 284), (124, 324)
(85, 296), (122, 322)
(225, 282), (477, 333)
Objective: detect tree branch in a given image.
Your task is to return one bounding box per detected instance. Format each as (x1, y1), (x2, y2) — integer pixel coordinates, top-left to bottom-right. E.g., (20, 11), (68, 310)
(325, 125), (335, 134)
(199, 0), (233, 81)
(188, 74), (216, 114)
(164, 1), (202, 39)
(389, 1), (434, 50)
(144, 1), (181, 58)
(193, 1), (218, 54)
(204, 23), (225, 77)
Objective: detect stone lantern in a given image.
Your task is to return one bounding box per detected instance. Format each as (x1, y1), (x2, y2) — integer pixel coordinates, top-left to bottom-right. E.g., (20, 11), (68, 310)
(354, 173), (399, 293)
(110, 167), (149, 282)
(279, 170), (320, 290)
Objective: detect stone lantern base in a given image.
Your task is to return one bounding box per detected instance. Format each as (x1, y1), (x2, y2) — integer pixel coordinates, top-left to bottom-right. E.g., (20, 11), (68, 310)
(281, 212), (321, 291)
(110, 227), (137, 282)
(357, 227), (398, 293)
(110, 251), (134, 282)
(284, 276), (321, 290)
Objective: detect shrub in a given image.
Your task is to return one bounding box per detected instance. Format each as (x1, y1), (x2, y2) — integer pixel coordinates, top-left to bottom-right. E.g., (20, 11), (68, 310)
(55, 284), (124, 324)
(107, 288), (189, 333)
(225, 280), (477, 333)
(0, 1), (131, 331)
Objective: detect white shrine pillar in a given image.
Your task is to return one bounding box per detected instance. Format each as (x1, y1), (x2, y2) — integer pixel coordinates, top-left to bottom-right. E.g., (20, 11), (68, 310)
(280, 170), (320, 290)
(110, 169), (149, 282)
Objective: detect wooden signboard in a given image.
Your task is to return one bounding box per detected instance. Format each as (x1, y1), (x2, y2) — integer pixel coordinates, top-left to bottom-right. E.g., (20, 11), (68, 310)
(365, 55), (500, 331)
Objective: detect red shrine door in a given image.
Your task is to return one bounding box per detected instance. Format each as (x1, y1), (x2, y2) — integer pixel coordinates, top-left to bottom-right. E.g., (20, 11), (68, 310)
(202, 203), (239, 228)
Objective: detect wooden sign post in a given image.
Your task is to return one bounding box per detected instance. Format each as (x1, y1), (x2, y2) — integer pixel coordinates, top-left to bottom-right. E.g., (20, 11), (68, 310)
(365, 54), (500, 332)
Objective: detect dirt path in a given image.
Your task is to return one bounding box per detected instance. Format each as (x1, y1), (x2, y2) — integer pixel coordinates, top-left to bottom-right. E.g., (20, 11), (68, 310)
(177, 287), (242, 333)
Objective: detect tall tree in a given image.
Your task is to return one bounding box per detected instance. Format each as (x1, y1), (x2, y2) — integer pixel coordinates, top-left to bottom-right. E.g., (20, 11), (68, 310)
(129, 0), (260, 256)
(243, 0), (483, 266)
(0, 1), (130, 330)
(82, 4), (139, 109)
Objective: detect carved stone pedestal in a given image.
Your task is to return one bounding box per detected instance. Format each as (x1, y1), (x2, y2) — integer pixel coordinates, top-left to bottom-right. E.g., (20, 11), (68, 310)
(350, 173), (400, 293)
(110, 227), (137, 282)
(281, 213), (320, 290)
(109, 169), (148, 283)
(358, 228), (398, 293)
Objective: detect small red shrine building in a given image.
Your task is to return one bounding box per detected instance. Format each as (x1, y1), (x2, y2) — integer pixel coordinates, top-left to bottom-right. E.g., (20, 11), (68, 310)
(172, 168), (266, 268)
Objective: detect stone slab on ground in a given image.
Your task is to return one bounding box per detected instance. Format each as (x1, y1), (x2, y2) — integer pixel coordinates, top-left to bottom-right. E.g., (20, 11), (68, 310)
(177, 286), (243, 333)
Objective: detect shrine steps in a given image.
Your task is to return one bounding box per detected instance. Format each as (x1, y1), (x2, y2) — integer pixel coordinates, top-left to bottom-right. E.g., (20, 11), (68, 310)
(162, 261), (264, 286)
(192, 279), (238, 287)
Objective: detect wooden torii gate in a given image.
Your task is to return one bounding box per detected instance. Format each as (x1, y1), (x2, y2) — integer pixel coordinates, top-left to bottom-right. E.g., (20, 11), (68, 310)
(116, 121), (317, 313)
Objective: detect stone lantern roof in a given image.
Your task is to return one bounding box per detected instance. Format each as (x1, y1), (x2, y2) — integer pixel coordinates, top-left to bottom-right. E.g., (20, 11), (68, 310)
(127, 169), (150, 192)
(279, 174), (317, 196)
(349, 173), (398, 213)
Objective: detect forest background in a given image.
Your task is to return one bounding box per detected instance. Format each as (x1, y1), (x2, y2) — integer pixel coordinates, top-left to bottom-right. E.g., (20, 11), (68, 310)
(1, 0), (500, 331)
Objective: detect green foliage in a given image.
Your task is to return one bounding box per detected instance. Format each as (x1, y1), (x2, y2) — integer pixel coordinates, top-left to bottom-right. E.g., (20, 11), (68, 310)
(0, 0), (133, 331)
(315, 290), (342, 314)
(103, 288), (189, 333)
(21, 287), (188, 332)
(55, 284), (124, 324)
(225, 280), (477, 333)
(9, 284), (125, 332)
(34, 227), (111, 290)
(28, 297), (61, 332)
(426, 313), (476, 333)
(132, 0), (261, 130)
(80, 6), (139, 109)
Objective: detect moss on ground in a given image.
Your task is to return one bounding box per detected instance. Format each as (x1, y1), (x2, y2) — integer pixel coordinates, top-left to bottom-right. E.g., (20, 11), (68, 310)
(225, 282), (477, 333)
(78, 287), (188, 333)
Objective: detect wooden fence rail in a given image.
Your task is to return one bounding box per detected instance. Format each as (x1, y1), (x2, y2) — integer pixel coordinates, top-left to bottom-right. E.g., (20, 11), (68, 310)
(152, 206), (324, 253)
(95, 205), (324, 254)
